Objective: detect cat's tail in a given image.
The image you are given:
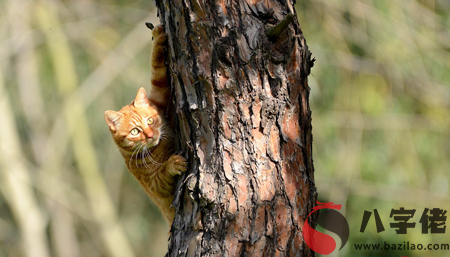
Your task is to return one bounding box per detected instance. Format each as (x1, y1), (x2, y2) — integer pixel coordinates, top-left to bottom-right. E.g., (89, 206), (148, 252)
(149, 25), (169, 108)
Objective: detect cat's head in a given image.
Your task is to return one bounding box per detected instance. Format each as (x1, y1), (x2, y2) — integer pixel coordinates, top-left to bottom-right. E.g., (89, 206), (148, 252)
(105, 87), (166, 152)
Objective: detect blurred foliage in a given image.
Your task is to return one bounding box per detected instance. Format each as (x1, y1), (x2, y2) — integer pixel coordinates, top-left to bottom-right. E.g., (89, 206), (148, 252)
(0, 0), (449, 257)
(1, 1), (168, 257)
(297, 0), (450, 256)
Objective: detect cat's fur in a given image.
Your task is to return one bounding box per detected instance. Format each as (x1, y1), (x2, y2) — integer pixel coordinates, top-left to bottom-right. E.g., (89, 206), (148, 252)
(104, 25), (186, 223)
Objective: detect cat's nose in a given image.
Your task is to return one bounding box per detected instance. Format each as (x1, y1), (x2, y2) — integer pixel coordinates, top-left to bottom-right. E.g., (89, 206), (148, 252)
(143, 129), (153, 139)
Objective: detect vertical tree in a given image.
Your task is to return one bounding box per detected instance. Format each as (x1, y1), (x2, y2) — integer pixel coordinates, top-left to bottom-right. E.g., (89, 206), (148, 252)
(155, 1), (317, 256)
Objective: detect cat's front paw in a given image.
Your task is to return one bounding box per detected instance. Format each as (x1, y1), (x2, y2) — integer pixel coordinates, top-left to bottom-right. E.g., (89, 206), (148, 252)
(152, 24), (167, 46)
(151, 24), (167, 67)
(166, 155), (187, 176)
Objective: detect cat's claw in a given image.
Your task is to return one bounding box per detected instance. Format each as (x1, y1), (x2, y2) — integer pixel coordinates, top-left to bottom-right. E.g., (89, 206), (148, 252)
(174, 150), (185, 156)
(167, 155), (188, 176)
(152, 24), (164, 36)
(152, 24), (167, 42)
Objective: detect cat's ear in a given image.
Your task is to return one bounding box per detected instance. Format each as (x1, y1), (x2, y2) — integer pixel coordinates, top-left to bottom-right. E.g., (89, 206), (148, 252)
(105, 110), (123, 133)
(134, 87), (150, 108)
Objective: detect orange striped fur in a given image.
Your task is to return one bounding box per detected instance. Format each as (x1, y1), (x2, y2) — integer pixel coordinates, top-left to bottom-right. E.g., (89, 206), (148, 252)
(105, 25), (186, 223)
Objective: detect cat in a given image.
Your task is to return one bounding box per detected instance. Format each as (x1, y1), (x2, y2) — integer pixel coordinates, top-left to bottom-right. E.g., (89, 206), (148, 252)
(104, 25), (187, 223)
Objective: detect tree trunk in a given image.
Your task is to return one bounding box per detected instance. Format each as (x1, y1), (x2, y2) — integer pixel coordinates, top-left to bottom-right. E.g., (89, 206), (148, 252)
(155, 1), (317, 256)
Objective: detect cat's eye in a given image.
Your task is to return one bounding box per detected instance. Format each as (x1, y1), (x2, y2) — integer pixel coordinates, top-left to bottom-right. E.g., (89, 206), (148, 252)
(130, 128), (139, 136)
(147, 118), (154, 125)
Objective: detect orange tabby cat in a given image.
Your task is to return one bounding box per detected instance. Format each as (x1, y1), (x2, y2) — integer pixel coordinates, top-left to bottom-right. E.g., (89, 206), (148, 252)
(104, 25), (187, 223)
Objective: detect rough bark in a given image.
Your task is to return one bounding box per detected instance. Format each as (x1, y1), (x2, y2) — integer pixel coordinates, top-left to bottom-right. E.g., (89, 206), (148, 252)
(155, 1), (317, 256)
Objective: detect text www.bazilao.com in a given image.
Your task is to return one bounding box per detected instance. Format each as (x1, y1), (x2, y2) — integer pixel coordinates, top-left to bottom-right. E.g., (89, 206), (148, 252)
(354, 242), (449, 251)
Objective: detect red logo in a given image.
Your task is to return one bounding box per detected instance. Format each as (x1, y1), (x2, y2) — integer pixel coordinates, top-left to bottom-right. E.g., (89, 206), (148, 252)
(303, 201), (350, 255)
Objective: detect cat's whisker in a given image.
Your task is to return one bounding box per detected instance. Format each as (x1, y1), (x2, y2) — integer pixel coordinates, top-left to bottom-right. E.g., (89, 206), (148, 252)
(138, 144), (146, 168)
(144, 149), (157, 165)
(144, 151), (156, 166)
(160, 123), (171, 132)
(129, 142), (142, 168)
(131, 143), (139, 168)
(141, 144), (162, 166)
(134, 143), (145, 168)
(139, 147), (144, 168)
(142, 145), (152, 169)
(162, 128), (171, 133)
(147, 150), (162, 166)
(148, 155), (161, 166)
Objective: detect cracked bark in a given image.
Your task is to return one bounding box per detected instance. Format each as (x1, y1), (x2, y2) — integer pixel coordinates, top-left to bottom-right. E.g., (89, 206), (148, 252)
(155, 1), (317, 256)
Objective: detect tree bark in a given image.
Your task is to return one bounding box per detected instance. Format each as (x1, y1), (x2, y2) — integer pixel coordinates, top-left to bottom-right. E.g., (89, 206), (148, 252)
(155, 1), (317, 256)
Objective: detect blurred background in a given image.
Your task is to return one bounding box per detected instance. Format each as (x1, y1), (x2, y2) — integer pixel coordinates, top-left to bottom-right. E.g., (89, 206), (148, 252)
(0, 0), (449, 257)
(298, 0), (450, 256)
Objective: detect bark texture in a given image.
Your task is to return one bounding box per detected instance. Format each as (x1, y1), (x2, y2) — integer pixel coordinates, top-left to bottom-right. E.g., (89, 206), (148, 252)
(155, 1), (317, 256)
